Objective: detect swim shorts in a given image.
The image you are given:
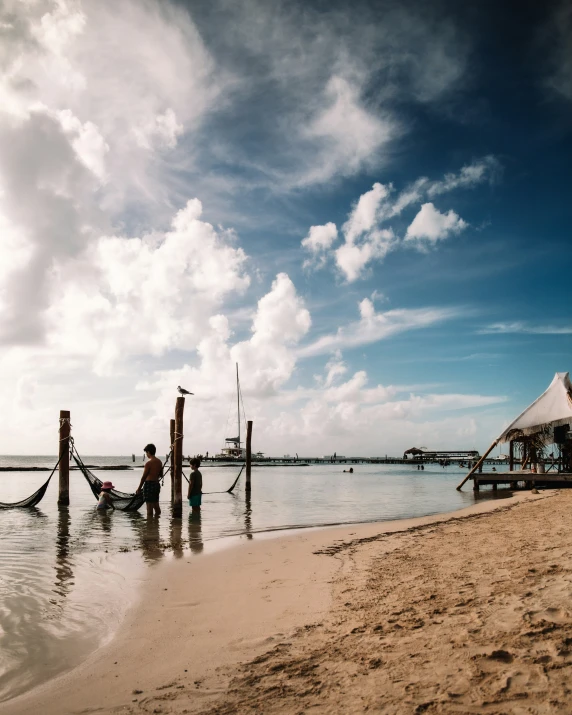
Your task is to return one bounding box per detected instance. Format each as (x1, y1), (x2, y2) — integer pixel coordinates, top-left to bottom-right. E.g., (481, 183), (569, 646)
(189, 494), (202, 507)
(143, 480), (161, 503)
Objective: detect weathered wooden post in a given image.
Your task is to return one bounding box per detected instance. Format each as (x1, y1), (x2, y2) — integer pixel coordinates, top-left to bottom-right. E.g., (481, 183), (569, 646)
(245, 420), (252, 492)
(456, 439), (498, 490)
(170, 418), (175, 504)
(58, 410), (70, 506)
(509, 439), (514, 472)
(173, 398), (184, 517)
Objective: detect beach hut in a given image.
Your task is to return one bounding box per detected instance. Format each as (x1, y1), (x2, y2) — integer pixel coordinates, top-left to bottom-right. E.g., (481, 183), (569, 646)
(403, 447), (424, 460)
(457, 372), (572, 489)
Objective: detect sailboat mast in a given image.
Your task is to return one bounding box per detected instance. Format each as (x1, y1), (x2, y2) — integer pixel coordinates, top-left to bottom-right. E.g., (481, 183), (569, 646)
(236, 362), (240, 447)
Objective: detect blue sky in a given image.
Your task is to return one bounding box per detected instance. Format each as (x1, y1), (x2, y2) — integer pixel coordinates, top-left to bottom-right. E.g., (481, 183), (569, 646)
(0, 0), (570, 455)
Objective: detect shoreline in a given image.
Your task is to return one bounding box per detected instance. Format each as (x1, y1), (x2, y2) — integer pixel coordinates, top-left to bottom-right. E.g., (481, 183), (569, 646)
(0, 490), (549, 714)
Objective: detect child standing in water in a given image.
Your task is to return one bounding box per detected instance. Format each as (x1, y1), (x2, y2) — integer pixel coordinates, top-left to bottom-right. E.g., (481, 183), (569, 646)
(187, 458), (203, 513)
(97, 481), (116, 511)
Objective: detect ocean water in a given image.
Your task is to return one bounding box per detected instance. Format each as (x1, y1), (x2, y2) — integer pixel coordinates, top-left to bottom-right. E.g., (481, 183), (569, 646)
(0, 456), (509, 702)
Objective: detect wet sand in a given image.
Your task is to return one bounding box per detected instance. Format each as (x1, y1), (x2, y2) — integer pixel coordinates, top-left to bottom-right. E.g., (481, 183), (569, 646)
(4, 490), (571, 714)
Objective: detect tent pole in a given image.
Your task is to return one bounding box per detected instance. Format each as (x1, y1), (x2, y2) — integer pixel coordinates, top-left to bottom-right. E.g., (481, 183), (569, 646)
(456, 440), (498, 491)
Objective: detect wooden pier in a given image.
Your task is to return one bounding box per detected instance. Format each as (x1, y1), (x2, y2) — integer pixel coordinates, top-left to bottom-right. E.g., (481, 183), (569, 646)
(473, 471), (572, 491)
(197, 455), (502, 467)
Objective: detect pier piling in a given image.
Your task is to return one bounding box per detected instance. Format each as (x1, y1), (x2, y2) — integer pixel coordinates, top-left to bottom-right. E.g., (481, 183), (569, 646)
(173, 397), (184, 517)
(170, 418), (175, 504)
(58, 410), (70, 506)
(246, 420), (252, 492)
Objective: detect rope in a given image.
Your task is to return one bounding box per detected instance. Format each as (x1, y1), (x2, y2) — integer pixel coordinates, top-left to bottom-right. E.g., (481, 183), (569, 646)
(182, 463), (244, 495)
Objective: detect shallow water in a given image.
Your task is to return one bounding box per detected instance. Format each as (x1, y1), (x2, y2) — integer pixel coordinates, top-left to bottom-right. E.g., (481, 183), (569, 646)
(0, 456), (509, 702)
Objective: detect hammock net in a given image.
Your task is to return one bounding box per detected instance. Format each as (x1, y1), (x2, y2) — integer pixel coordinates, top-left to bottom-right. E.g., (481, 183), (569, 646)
(71, 450), (146, 512)
(0, 474), (54, 509)
(0, 454), (62, 509)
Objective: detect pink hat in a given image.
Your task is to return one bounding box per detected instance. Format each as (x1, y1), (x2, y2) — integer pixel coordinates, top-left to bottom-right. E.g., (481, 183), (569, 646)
(101, 481), (115, 490)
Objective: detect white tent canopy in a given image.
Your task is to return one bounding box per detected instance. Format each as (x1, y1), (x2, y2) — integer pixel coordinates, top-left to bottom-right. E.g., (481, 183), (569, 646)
(497, 372), (572, 443)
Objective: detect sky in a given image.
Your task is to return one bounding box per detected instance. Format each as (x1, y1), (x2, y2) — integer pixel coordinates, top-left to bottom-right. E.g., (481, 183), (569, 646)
(0, 0), (571, 457)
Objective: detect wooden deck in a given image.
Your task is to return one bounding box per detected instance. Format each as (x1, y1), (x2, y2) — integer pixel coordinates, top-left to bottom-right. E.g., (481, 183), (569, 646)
(473, 472), (572, 490)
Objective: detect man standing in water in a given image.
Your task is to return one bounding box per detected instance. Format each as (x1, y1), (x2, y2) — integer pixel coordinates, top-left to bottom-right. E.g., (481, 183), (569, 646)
(136, 443), (162, 518)
(187, 457), (202, 513)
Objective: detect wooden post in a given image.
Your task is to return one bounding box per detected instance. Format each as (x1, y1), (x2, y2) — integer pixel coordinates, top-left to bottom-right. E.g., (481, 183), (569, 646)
(509, 439), (514, 472)
(58, 410), (70, 506)
(170, 418), (175, 505)
(173, 397), (184, 517)
(456, 439), (498, 490)
(245, 420), (252, 492)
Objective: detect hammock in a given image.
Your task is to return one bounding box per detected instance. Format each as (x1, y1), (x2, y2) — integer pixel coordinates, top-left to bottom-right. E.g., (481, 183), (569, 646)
(182, 463), (244, 494)
(72, 445), (173, 512)
(72, 448), (143, 512)
(0, 454), (62, 509)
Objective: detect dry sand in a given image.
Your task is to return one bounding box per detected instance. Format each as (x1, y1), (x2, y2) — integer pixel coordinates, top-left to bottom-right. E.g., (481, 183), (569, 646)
(4, 490), (572, 714)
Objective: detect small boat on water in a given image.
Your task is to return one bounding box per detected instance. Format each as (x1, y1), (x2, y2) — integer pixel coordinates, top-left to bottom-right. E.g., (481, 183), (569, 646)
(216, 363), (247, 460)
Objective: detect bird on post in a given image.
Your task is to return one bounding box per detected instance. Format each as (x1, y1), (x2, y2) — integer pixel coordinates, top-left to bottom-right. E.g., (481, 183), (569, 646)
(177, 386), (193, 396)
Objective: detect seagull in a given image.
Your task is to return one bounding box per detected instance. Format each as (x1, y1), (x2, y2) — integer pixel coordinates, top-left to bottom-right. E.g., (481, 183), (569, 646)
(177, 386), (194, 396)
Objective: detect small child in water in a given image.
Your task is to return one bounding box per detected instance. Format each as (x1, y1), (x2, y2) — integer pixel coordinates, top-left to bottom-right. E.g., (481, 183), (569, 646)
(97, 481), (116, 511)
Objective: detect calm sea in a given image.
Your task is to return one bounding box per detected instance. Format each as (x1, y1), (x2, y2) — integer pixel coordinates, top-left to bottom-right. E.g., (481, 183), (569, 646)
(0, 455), (509, 702)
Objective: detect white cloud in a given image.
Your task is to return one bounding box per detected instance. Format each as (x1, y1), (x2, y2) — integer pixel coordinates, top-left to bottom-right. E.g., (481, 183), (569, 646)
(301, 77), (395, 185)
(426, 155), (500, 197)
(303, 156), (496, 281)
(334, 228), (395, 282)
(56, 108), (109, 180)
(45, 199), (250, 374)
(405, 202), (467, 244)
(343, 182), (390, 243)
(301, 222), (338, 269)
(323, 352), (347, 388)
(480, 322), (572, 335)
(133, 108), (183, 150)
(389, 156), (499, 217)
(299, 299), (461, 357)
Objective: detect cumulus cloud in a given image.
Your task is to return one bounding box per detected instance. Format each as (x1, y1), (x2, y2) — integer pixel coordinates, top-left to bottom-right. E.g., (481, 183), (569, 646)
(343, 182), (390, 242)
(302, 156), (496, 281)
(405, 203), (467, 245)
(299, 298), (461, 357)
(0, 0), (229, 347)
(334, 229), (395, 282)
(301, 222), (338, 269)
(45, 199), (250, 374)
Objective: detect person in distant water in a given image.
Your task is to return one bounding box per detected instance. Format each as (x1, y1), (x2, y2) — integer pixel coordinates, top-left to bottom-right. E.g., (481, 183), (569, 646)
(187, 457), (203, 513)
(136, 443), (163, 518)
(97, 481), (116, 511)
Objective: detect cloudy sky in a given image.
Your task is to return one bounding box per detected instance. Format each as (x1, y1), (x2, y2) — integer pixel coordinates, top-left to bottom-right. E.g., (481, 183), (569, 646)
(1, 0), (571, 457)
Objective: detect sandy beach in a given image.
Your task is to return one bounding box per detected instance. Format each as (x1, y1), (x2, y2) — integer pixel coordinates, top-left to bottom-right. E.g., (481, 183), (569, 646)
(4, 489), (572, 714)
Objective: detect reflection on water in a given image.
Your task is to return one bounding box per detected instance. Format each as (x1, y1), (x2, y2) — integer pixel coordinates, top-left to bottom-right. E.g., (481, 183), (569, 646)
(188, 512), (204, 554)
(171, 518), (184, 559)
(55, 507), (73, 599)
(244, 491), (253, 540)
(0, 458), (511, 703)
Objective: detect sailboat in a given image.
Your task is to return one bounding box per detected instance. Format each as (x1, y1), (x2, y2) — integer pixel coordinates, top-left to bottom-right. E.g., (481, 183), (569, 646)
(216, 363), (247, 460)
